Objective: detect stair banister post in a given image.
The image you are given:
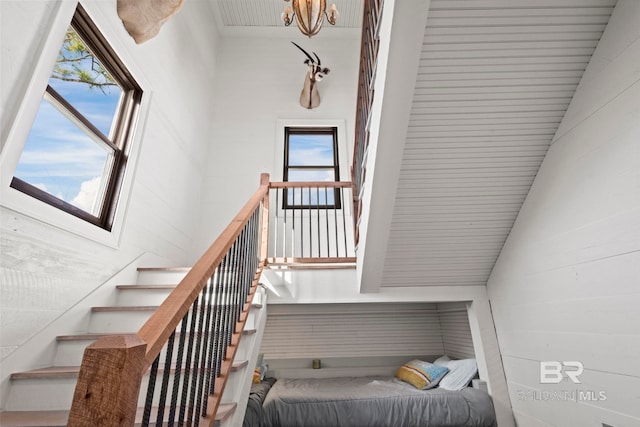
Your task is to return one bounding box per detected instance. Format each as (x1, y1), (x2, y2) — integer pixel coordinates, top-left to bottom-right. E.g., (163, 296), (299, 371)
(68, 334), (146, 427)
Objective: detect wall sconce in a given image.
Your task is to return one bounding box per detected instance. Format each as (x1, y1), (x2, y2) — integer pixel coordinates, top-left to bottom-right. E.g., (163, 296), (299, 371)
(282, 0), (338, 37)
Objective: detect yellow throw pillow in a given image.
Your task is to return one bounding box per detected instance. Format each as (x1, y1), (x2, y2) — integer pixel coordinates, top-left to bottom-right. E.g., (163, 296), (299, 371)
(395, 359), (449, 390)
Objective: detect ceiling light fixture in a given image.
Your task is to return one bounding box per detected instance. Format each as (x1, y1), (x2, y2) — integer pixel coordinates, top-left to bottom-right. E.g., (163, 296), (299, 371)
(282, 0), (338, 37)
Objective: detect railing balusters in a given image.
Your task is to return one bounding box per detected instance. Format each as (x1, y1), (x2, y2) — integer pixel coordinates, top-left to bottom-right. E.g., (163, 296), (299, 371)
(325, 187), (330, 257)
(142, 356), (159, 426)
(334, 187), (339, 257)
(266, 181), (355, 263)
(292, 187), (296, 259)
(168, 314), (189, 426)
(300, 188), (312, 258)
(178, 298), (198, 424)
(156, 331), (175, 424)
(318, 187), (322, 258)
(342, 187), (348, 257)
(185, 278), (209, 425)
(283, 188), (287, 260)
(206, 266), (224, 403)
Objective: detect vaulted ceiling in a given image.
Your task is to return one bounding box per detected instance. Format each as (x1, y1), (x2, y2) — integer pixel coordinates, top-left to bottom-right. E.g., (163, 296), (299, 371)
(207, 0), (617, 290)
(380, 0), (617, 288)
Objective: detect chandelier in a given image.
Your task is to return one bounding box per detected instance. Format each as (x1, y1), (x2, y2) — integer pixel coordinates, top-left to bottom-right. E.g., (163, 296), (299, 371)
(282, 0), (338, 37)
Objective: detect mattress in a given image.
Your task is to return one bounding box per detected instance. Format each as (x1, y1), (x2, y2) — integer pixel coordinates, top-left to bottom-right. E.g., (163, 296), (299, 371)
(261, 376), (497, 427)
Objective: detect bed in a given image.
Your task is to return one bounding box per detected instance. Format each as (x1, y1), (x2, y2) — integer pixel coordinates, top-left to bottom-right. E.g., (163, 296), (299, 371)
(243, 375), (497, 427)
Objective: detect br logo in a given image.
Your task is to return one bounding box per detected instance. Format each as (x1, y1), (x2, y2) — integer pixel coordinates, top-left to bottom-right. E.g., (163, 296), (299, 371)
(539, 361), (584, 384)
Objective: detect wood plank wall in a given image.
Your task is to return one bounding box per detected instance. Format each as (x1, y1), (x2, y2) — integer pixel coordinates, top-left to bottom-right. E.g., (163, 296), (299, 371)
(261, 302), (477, 367)
(486, 2), (640, 425)
(437, 302), (475, 360)
(261, 303), (445, 359)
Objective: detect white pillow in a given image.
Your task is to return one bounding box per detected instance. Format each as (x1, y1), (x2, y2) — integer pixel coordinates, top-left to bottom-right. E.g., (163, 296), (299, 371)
(434, 355), (451, 366)
(438, 358), (478, 391)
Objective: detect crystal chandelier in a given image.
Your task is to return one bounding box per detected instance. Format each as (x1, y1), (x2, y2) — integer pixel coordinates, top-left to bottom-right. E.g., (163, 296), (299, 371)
(282, 0), (338, 37)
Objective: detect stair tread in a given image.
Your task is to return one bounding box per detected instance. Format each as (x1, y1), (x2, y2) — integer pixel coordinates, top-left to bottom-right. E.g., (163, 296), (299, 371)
(56, 332), (133, 341)
(137, 267), (191, 272)
(58, 328), (255, 342)
(10, 366), (80, 379)
(0, 403), (237, 426)
(214, 402), (236, 425)
(0, 410), (69, 426)
(116, 284), (178, 289)
(231, 360), (248, 371)
(13, 360), (249, 379)
(92, 301), (251, 312)
(91, 305), (159, 312)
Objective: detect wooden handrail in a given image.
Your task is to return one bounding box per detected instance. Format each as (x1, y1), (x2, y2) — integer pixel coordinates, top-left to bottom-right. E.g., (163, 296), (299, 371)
(138, 173), (270, 366)
(269, 181), (352, 189)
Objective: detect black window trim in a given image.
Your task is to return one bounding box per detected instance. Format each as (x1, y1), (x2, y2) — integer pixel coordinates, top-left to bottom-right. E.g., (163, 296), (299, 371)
(283, 126), (341, 210)
(10, 4), (142, 231)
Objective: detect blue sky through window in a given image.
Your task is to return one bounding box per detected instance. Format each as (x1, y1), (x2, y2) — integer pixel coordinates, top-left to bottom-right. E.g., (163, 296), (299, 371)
(13, 26), (122, 215)
(285, 129), (339, 206)
(288, 133), (334, 167)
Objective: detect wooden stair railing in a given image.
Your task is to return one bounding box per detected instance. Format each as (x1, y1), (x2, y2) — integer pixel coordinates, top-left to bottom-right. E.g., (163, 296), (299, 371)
(67, 175), (355, 426)
(266, 181), (356, 266)
(351, 0), (384, 246)
(68, 173), (270, 427)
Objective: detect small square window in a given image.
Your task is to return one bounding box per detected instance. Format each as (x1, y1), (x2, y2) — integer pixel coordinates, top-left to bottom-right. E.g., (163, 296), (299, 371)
(283, 127), (341, 209)
(10, 5), (142, 230)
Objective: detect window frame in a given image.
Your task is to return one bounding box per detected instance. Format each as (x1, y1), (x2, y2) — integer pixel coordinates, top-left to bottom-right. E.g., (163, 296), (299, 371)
(282, 126), (341, 210)
(9, 4), (142, 231)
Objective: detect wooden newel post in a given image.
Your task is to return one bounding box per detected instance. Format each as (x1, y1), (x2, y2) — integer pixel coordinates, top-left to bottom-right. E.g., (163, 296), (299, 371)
(68, 335), (147, 427)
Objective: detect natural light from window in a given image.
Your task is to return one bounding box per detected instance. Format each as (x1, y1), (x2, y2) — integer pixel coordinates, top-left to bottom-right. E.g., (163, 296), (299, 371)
(11, 5), (141, 230)
(284, 127), (340, 208)
(13, 27), (122, 215)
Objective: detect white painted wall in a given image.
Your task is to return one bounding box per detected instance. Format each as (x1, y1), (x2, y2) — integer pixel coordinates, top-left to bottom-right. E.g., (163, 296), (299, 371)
(487, 1), (640, 425)
(196, 32), (360, 254)
(0, 0), (220, 402)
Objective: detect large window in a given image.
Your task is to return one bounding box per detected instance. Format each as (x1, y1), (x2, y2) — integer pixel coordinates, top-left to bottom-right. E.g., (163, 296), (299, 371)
(283, 127), (340, 209)
(10, 5), (142, 230)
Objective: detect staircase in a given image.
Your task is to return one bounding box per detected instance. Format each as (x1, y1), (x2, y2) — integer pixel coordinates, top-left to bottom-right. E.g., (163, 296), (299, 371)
(0, 267), (267, 427)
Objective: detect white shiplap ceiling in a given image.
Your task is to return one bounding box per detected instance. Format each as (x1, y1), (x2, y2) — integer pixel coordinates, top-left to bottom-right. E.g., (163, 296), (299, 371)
(380, 0), (616, 288)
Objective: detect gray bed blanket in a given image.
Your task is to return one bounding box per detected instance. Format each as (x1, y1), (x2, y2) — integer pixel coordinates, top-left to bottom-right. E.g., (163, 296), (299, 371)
(262, 376), (497, 427)
(244, 378), (278, 427)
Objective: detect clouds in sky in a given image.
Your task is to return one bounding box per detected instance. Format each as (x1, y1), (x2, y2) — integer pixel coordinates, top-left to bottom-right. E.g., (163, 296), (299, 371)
(14, 97), (111, 209)
(71, 176), (102, 213)
(288, 134), (335, 166)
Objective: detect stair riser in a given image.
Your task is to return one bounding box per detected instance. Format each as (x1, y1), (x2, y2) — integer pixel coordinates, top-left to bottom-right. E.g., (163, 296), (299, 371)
(7, 366), (245, 411)
(116, 288), (176, 306)
(116, 289), (250, 307)
(55, 326), (255, 366)
(5, 378), (76, 411)
(136, 270), (189, 285)
(88, 310), (155, 333)
(54, 340), (95, 367)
